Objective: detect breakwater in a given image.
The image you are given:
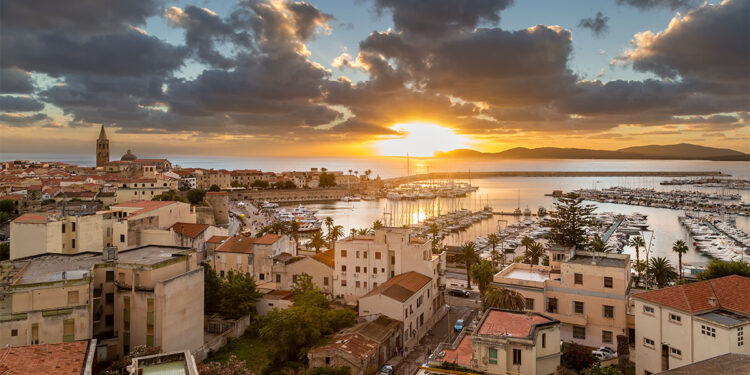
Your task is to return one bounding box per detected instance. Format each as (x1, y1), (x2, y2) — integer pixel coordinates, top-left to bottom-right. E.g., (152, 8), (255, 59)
(385, 171), (725, 185)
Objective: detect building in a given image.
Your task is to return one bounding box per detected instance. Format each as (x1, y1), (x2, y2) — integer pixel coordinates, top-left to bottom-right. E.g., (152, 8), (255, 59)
(493, 248), (632, 350)
(96, 126), (109, 168)
(95, 126), (172, 175)
(334, 228), (444, 303)
(256, 289), (295, 316)
(10, 212), (114, 259)
(128, 350), (199, 375)
(272, 250), (334, 295)
(308, 333), (379, 375)
(632, 275), (750, 375)
(109, 200), (196, 249)
(358, 271), (439, 348)
(0, 245), (204, 360)
(111, 177), (177, 203)
(211, 233), (296, 283)
(428, 309), (561, 375)
(0, 339), (97, 374)
(204, 191), (229, 225)
(655, 353), (750, 375)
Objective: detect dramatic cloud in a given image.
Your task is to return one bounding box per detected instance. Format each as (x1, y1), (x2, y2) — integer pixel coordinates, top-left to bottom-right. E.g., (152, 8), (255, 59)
(578, 12), (609, 36)
(0, 112), (50, 126)
(616, 0), (701, 10)
(0, 67), (34, 94)
(0, 95), (45, 112)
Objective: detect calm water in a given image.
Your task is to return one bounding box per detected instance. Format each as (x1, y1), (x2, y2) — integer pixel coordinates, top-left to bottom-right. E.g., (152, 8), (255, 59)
(5, 153), (748, 265)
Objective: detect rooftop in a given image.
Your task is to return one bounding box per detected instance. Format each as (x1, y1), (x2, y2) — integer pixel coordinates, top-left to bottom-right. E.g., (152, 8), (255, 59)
(633, 275), (750, 315)
(206, 235), (228, 244)
(656, 353), (750, 375)
(477, 309), (556, 339)
(695, 309), (750, 326)
(503, 266), (552, 283)
(308, 333), (378, 360)
(343, 315), (401, 343)
(254, 233), (282, 245)
(171, 222), (209, 238)
(439, 335), (473, 367)
(311, 249), (335, 268)
(361, 271), (432, 302)
(216, 235), (254, 254)
(262, 289), (294, 300)
(111, 200), (182, 217)
(567, 253), (629, 268)
(0, 340), (92, 375)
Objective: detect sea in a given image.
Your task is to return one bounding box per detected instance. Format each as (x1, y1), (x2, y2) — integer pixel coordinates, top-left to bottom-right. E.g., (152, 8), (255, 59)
(4, 153), (749, 266)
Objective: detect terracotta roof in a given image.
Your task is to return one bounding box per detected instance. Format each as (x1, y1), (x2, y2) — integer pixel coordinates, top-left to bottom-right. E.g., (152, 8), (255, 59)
(0, 340), (90, 374)
(633, 275), (750, 315)
(477, 310), (555, 338)
(13, 214), (49, 224)
(111, 200), (180, 216)
(656, 353), (750, 375)
(440, 334), (473, 366)
(171, 222), (209, 238)
(263, 289), (294, 300)
(308, 333), (378, 360)
(311, 249), (335, 268)
(216, 235), (254, 254)
(362, 271), (432, 302)
(254, 233), (281, 245)
(207, 235), (229, 244)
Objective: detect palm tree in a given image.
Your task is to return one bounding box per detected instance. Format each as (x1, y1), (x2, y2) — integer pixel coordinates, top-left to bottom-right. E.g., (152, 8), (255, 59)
(288, 220), (300, 249)
(591, 236), (610, 252)
(270, 221), (287, 235)
(364, 169), (372, 180)
(629, 236), (646, 286)
(672, 240), (689, 280)
(428, 223), (442, 253)
(521, 236), (534, 264)
(356, 228), (370, 235)
(328, 225), (344, 251)
(350, 228), (358, 236)
(487, 234), (500, 267)
(456, 242), (480, 289)
(483, 285), (526, 312)
(524, 241), (545, 265)
(309, 231), (326, 253)
(372, 220), (383, 230)
(470, 260), (497, 297)
(648, 257), (678, 289)
(325, 216), (334, 235)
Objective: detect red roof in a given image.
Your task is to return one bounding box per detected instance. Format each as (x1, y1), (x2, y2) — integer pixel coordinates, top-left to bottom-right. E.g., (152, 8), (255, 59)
(309, 333), (378, 360)
(254, 233), (281, 245)
(361, 271), (431, 302)
(440, 335), (473, 366)
(207, 235), (229, 244)
(171, 222), (209, 238)
(312, 249), (335, 268)
(216, 235), (254, 254)
(477, 310), (554, 338)
(111, 200), (181, 216)
(13, 214), (49, 224)
(633, 275), (750, 315)
(0, 341), (90, 374)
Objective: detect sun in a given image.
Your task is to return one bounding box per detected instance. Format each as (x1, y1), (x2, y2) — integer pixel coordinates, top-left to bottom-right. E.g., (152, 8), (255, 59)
(376, 122), (469, 157)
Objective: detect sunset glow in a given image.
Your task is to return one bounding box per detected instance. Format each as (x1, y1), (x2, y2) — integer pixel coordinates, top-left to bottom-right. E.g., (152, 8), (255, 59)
(376, 123), (470, 157)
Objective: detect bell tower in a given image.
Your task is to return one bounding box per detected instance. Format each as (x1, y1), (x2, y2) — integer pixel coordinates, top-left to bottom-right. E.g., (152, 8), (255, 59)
(96, 126), (109, 168)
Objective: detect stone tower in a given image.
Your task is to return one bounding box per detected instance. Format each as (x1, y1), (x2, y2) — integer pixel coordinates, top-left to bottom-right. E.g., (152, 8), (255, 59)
(96, 125), (109, 168)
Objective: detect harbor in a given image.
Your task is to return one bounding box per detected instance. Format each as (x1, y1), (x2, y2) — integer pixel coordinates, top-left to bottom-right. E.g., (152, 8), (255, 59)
(679, 213), (749, 262)
(575, 187), (748, 215)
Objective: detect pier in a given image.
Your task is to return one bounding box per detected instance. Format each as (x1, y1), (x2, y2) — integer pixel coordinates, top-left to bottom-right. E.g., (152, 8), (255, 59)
(601, 217), (624, 243)
(385, 171), (725, 185)
(705, 220), (746, 247)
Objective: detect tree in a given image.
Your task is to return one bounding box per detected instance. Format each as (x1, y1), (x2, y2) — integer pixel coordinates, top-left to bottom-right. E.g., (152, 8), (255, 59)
(648, 257), (678, 289)
(328, 225), (344, 250)
(0, 199), (16, 214)
(524, 241), (545, 265)
(470, 260), (497, 297)
(152, 189), (187, 203)
(251, 179), (270, 189)
(521, 236), (534, 257)
(0, 242), (9, 261)
(487, 234), (500, 267)
(199, 355), (253, 375)
(308, 366), (351, 375)
(456, 242), (480, 288)
(289, 220), (300, 248)
(319, 172), (336, 187)
(350, 228), (358, 237)
(325, 216), (334, 235)
(270, 221), (287, 235)
(584, 365), (622, 375)
(547, 193), (596, 248)
(560, 343), (597, 373)
(629, 236), (646, 286)
(208, 184), (221, 192)
(309, 231), (327, 253)
(672, 240), (688, 280)
(186, 188), (206, 205)
(482, 285), (525, 311)
(203, 263), (224, 315)
(372, 220), (383, 230)
(230, 181), (247, 188)
(219, 271), (263, 319)
(590, 236), (610, 252)
(284, 180), (297, 189)
(429, 223), (442, 253)
(292, 273), (319, 296)
(697, 259), (750, 280)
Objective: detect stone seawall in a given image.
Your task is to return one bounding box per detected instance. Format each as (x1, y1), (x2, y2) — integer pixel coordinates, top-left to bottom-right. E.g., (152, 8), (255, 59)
(227, 188), (350, 203)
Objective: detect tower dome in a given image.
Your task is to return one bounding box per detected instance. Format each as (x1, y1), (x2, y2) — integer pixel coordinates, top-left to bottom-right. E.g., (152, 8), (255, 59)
(120, 149), (137, 161)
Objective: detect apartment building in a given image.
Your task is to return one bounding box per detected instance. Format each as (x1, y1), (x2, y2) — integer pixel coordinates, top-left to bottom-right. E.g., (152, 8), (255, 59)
(334, 228), (445, 303)
(211, 233), (295, 283)
(195, 169), (231, 189)
(111, 177), (177, 203)
(272, 250), (334, 294)
(632, 275), (750, 375)
(358, 271), (439, 348)
(10, 212), (114, 259)
(0, 245), (204, 361)
(494, 248), (632, 350)
(429, 309), (561, 375)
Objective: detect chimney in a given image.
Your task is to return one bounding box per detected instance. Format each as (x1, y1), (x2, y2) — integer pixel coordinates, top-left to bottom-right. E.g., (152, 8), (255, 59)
(708, 297), (717, 307)
(103, 246), (118, 261)
(61, 271), (66, 280)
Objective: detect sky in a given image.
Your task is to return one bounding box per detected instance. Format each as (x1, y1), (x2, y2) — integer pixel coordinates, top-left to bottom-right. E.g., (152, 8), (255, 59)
(0, 0), (748, 157)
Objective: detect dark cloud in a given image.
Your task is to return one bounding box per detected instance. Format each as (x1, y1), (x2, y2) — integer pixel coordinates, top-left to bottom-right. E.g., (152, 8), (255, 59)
(0, 95), (45, 112)
(0, 112), (50, 126)
(578, 12), (609, 36)
(373, 0), (514, 38)
(616, 0), (700, 10)
(0, 67), (34, 94)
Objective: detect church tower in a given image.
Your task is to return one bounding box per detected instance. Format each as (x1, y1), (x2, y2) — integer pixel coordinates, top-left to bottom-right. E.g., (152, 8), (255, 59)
(96, 125), (109, 168)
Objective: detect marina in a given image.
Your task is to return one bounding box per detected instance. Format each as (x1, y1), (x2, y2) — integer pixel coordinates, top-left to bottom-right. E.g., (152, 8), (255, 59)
(575, 187), (748, 215)
(679, 213), (749, 262)
(660, 177), (750, 190)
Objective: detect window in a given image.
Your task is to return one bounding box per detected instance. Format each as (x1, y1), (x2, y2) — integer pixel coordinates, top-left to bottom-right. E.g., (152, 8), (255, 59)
(276, 274), (281, 282)
(604, 277), (613, 288)
(11, 329), (18, 337)
(341, 279), (347, 287)
(71, 239), (75, 249)
(603, 305), (615, 319)
(489, 348), (498, 364)
(573, 326), (586, 339)
(72, 222), (76, 232)
(324, 277), (329, 286)
(643, 305), (655, 315)
(147, 298), (154, 347)
(373, 267), (377, 274)
(120, 234), (125, 243)
(644, 337), (655, 348)
(574, 273), (583, 285)
(525, 298), (535, 310)
(363, 251), (368, 259)
(375, 252), (381, 259)
(220, 270), (225, 278)
(701, 325), (716, 338)
(106, 271), (114, 282)
(62, 224), (66, 233)
(342, 265), (347, 272)
(31, 324), (38, 344)
(512, 349), (522, 365)
(356, 251), (359, 258)
(105, 314), (114, 326)
(63, 319), (75, 342)
(259, 273), (265, 280)
(542, 333), (546, 348)
(546, 298), (558, 313)
(404, 308), (408, 318)
(574, 301), (584, 314)
(325, 357), (331, 365)
(603, 330), (613, 344)
(417, 296), (423, 307)
(364, 282), (367, 288)
(738, 327), (744, 346)
(292, 274), (298, 283)
(670, 347), (682, 358)
(669, 313), (681, 324)
(373, 282), (378, 288)
(67, 291), (79, 305)
(356, 266), (361, 273)
(341, 250), (347, 257)
(553, 253), (565, 261)
(391, 255), (395, 265)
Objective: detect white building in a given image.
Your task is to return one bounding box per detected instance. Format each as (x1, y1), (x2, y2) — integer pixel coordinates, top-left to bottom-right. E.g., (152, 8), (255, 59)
(632, 275), (750, 375)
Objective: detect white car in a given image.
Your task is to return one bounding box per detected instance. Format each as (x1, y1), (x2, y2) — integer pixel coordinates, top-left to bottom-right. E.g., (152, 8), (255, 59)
(592, 346), (617, 360)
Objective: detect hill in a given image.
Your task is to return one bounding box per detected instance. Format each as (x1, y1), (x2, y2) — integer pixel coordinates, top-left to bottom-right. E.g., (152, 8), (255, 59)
(434, 143), (748, 160)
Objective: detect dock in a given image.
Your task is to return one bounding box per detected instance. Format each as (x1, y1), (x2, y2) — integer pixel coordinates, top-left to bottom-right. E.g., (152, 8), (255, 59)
(704, 220), (746, 247)
(601, 217), (624, 242)
(385, 171), (726, 185)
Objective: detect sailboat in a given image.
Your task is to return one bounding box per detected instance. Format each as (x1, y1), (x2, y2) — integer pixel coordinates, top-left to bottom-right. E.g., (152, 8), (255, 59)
(513, 189), (522, 215)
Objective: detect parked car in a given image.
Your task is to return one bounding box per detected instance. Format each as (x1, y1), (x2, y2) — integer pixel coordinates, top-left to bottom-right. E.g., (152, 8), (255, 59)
(448, 288), (471, 297)
(592, 346), (617, 360)
(454, 319), (465, 332)
(378, 364), (394, 375)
